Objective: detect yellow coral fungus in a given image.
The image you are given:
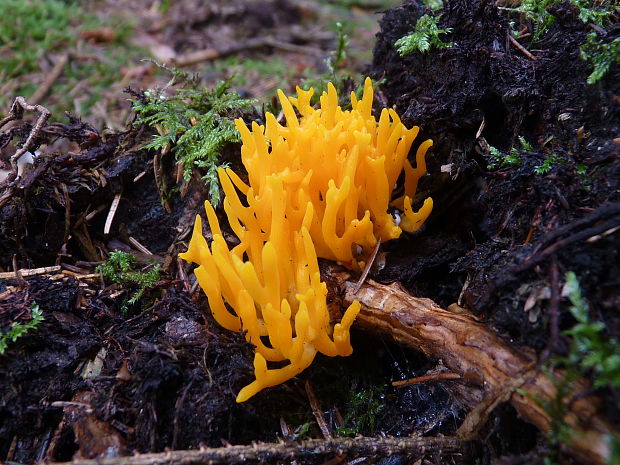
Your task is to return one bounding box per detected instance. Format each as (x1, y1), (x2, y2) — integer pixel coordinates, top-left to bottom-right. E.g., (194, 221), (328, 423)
(181, 77), (432, 402)
(181, 195), (360, 402)
(232, 77), (433, 270)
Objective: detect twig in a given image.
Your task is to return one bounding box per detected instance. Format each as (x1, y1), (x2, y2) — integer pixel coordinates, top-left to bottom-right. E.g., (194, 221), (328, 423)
(514, 216), (620, 275)
(133, 170), (147, 183)
(177, 257), (192, 293)
(306, 381), (332, 440)
(479, 202), (620, 308)
(153, 153), (171, 213)
(0, 97), (51, 186)
(540, 257), (560, 362)
(30, 53), (70, 104)
(352, 238), (381, 294)
(129, 236), (154, 256)
(586, 224), (620, 243)
(49, 436), (466, 465)
(533, 202), (620, 253)
(12, 255), (25, 289)
(0, 265), (61, 279)
(392, 372), (461, 387)
(508, 34), (538, 61)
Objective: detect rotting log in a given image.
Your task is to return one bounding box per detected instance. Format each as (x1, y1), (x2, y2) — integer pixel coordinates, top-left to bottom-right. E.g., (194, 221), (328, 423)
(332, 272), (616, 464)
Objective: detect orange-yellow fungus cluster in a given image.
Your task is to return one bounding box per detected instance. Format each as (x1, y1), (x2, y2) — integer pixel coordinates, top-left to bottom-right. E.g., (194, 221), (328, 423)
(181, 198), (360, 402)
(235, 77), (433, 270)
(180, 77), (432, 402)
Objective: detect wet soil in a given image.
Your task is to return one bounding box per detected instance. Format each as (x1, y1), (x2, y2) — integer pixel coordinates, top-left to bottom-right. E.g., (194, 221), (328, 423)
(1, 0), (619, 464)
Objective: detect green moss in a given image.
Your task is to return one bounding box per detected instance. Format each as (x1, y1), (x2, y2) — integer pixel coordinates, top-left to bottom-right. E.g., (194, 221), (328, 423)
(335, 385), (384, 435)
(395, 14), (453, 56)
(96, 250), (161, 313)
(0, 0), (145, 124)
(580, 32), (620, 84)
(536, 272), (620, 461)
(0, 302), (44, 355)
(0, 0), (76, 78)
(499, 0), (618, 83)
(131, 74), (255, 206)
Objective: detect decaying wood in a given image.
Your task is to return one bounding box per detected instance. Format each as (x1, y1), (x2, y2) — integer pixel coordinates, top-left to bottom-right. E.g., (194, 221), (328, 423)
(50, 436), (467, 465)
(330, 272), (616, 464)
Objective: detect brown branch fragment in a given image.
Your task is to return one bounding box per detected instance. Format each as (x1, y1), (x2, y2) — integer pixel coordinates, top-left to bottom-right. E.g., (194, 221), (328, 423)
(0, 265), (61, 279)
(329, 271), (616, 464)
(352, 237), (381, 294)
(30, 53), (70, 104)
(306, 381), (333, 440)
(172, 37), (323, 67)
(50, 436), (466, 465)
(508, 34), (538, 61)
(1, 97), (51, 176)
(392, 372), (461, 387)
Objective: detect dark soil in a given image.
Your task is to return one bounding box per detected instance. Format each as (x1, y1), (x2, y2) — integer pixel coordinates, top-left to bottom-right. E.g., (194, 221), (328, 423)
(371, 0), (619, 347)
(1, 0), (619, 464)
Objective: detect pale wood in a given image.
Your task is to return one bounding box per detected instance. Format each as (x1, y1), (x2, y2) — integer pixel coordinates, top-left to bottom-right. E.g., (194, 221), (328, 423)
(338, 275), (615, 464)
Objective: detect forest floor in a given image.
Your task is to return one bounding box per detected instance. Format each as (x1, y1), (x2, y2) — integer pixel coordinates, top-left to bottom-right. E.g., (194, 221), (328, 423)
(0, 1), (619, 464)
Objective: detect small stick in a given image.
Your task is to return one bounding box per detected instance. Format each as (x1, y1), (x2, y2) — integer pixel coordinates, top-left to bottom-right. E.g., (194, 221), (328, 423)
(47, 436), (466, 465)
(176, 163), (184, 185)
(586, 225), (620, 243)
(305, 381), (332, 440)
(189, 279), (200, 297)
(61, 271), (100, 280)
(392, 372), (461, 387)
(352, 238), (381, 294)
(0, 97), (51, 185)
(129, 236), (153, 255)
(60, 263), (89, 273)
(508, 34), (538, 61)
(475, 118), (485, 139)
(177, 257), (192, 293)
(85, 204), (108, 222)
(50, 401), (92, 412)
(133, 170), (147, 183)
(30, 53), (70, 104)
(0, 265), (61, 279)
(12, 255), (25, 288)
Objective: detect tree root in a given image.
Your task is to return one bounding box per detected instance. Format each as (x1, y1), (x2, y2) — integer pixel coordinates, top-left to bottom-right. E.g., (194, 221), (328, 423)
(334, 270), (616, 464)
(50, 436), (468, 465)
